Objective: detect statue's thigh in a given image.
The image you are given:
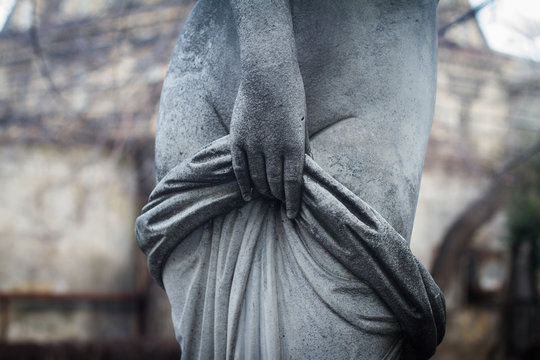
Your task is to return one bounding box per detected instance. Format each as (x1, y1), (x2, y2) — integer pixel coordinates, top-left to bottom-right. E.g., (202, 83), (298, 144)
(155, 74), (228, 181)
(309, 117), (382, 199)
(309, 116), (419, 240)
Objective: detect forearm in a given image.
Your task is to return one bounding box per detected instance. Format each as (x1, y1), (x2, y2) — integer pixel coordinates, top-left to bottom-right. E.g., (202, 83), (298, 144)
(229, 0), (306, 218)
(229, 0), (299, 73)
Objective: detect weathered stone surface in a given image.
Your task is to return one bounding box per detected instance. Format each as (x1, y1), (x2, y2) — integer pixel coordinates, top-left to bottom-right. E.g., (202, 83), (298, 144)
(0, 145), (138, 292)
(144, 0), (445, 358)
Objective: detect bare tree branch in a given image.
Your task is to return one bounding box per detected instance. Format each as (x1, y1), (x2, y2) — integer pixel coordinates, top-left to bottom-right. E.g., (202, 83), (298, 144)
(431, 139), (540, 292)
(438, 0), (496, 38)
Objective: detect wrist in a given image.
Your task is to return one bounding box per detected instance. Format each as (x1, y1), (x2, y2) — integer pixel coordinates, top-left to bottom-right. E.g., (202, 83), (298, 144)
(240, 63), (305, 106)
(239, 34), (299, 74)
(241, 57), (300, 80)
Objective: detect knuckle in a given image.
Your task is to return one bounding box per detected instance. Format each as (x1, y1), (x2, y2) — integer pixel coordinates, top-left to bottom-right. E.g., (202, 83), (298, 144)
(231, 139), (246, 151)
(285, 171), (303, 182)
(231, 152), (245, 163)
(283, 143), (304, 154)
(267, 176), (282, 183)
(284, 177), (302, 186)
(266, 169), (282, 183)
(250, 174), (265, 181)
(232, 165), (247, 174)
(284, 169), (302, 181)
(284, 166), (299, 177)
(230, 136), (242, 146)
(285, 156), (303, 167)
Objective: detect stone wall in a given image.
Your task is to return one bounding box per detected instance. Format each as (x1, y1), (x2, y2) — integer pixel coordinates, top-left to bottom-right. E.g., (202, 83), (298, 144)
(0, 145), (137, 294)
(412, 44), (540, 270)
(0, 0), (195, 345)
(0, 144), (142, 342)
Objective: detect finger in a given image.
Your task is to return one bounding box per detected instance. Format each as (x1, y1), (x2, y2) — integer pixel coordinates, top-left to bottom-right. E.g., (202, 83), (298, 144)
(231, 145), (253, 201)
(284, 154), (304, 219)
(266, 155), (284, 201)
(305, 122), (313, 157)
(248, 152), (271, 197)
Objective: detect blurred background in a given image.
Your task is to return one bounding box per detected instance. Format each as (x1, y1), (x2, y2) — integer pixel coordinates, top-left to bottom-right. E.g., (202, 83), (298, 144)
(0, 0), (538, 359)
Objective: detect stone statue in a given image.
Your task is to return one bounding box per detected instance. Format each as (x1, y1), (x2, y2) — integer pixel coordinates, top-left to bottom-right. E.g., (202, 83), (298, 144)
(136, 0), (446, 359)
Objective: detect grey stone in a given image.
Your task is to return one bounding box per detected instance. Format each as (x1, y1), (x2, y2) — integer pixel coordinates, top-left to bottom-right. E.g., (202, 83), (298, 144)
(137, 0), (446, 359)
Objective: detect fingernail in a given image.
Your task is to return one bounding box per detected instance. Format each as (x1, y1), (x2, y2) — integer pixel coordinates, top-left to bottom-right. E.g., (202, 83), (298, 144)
(243, 193), (252, 202)
(287, 209), (297, 219)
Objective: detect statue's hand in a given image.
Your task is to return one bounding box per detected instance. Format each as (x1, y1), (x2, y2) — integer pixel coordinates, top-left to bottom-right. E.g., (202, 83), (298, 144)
(230, 64), (306, 219)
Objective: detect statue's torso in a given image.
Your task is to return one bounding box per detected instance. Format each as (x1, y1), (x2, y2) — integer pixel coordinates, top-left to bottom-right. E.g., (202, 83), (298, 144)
(162, 0), (438, 240)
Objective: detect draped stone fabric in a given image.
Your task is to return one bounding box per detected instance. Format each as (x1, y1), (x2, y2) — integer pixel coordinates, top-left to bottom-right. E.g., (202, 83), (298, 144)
(135, 136), (445, 359)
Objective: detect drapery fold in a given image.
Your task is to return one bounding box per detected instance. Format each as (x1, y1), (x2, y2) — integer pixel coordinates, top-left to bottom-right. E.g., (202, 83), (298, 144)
(135, 135), (445, 359)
